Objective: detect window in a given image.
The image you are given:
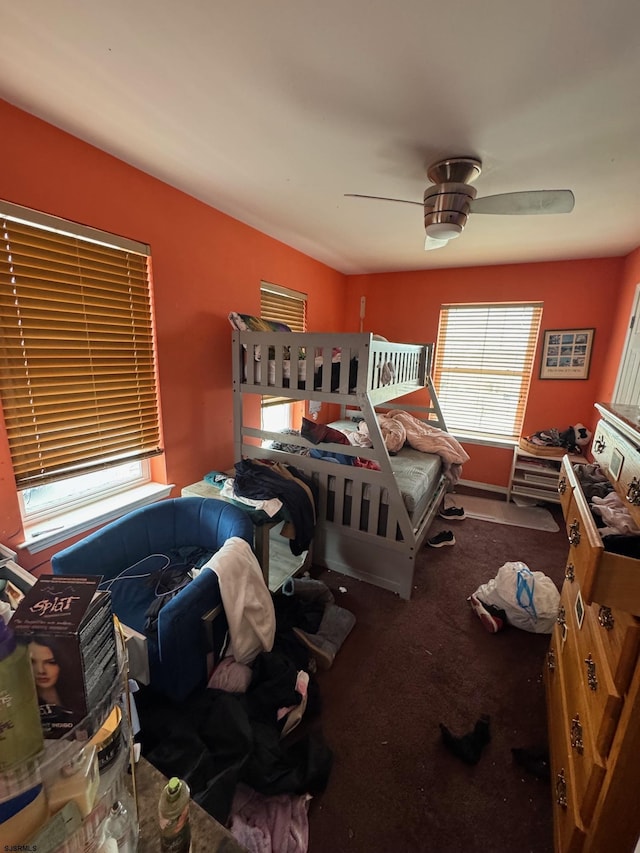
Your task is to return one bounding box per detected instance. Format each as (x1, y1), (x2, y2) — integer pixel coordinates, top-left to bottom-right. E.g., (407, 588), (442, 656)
(260, 282), (307, 426)
(0, 200), (163, 520)
(433, 302), (543, 442)
(260, 281), (306, 333)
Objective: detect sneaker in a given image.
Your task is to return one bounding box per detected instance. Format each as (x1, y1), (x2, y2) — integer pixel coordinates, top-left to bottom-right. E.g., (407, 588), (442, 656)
(439, 506), (466, 520)
(427, 530), (456, 548)
(468, 594), (504, 633)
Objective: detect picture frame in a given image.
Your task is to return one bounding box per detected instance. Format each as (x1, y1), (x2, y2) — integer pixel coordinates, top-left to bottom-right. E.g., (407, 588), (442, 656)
(540, 328), (595, 380)
(610, 447), (624, 481)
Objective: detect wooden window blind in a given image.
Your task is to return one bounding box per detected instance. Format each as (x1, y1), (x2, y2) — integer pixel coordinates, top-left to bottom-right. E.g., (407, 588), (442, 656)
(0, 203), (162, 489)
(433, 302), (543, 441)
(260, 281), (307, 332)
(260, 282), (307, 407)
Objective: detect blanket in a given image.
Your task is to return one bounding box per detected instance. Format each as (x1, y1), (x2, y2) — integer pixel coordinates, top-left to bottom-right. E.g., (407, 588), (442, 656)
(204, 537), (276, 665)
(355, 409), (470, 484)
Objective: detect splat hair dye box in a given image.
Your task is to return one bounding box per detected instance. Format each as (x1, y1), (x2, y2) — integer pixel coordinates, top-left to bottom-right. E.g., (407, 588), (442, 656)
(11, 575), (118, 739)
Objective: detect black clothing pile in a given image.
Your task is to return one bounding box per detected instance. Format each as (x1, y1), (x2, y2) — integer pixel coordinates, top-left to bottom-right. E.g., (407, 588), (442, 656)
(234, 458), (317, 555)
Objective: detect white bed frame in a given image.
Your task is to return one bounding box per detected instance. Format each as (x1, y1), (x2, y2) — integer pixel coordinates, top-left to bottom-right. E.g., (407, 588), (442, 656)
(232, 331), (449, 599)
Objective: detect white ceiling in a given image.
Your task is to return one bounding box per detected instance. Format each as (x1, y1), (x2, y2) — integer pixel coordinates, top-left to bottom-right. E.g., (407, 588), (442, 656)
(2, 0), (640, 274)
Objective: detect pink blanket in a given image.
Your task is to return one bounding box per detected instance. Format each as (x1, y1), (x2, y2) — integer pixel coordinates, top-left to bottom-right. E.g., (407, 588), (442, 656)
(385, 410), (469, 483)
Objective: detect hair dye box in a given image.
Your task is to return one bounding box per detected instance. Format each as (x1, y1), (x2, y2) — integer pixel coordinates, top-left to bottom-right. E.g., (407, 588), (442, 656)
(11, 575), (118, 739)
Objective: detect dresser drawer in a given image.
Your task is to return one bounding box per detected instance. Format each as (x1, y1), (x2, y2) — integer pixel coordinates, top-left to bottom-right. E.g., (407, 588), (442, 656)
(558, 463), (574, 517)
(590, 417), (640, 530)
(587, 603), (640, 695)
(556, 589), (606, 825)
(590, 419), (615, 472)
(561, 459), (640, 615)
(560, 581), (622, 759)
(545, 626), (587, 853)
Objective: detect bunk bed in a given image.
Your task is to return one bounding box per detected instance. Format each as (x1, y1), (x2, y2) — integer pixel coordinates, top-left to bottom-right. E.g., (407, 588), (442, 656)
(232, 330), (462, 600)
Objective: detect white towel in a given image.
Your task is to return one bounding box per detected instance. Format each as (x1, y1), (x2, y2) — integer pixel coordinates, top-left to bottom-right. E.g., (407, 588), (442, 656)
(205, 537), (276, 665)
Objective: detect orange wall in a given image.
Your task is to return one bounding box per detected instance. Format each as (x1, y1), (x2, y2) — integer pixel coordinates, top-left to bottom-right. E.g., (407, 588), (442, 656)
(1, 98), (638, 568)
(346, 258), (626, 485)
(0, 99), (346, 568)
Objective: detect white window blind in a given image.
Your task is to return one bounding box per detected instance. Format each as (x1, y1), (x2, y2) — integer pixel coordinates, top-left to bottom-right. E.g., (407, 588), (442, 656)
(433, 302), (543, 441)
(0, 201), (162, 489)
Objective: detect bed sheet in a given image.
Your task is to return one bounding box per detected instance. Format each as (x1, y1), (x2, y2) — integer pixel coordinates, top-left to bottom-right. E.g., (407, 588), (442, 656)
(330, 420), (442, 518)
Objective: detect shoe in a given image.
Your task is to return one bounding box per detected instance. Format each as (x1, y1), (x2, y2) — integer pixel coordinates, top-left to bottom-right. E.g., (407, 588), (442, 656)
(439, 714), (492, 765)
(427, 530), (456, 548)
(293, 603), (356, 670)
(439, 506), (466, 520)
(468, 594), (504, 633)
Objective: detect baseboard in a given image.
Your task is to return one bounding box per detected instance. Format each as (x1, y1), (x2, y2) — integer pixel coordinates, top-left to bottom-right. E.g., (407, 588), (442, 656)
(456, 479), (508, 496)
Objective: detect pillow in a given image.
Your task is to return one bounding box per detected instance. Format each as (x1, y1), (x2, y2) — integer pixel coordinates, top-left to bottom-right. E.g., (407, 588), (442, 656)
(301, 417), (351, 446)
(228, 312), (292, 333)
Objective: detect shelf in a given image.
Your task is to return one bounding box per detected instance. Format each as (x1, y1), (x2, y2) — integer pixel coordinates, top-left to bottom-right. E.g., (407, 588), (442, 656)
(1, 625), (136, 851)
(508, 445), (586, 505)
(0, 639), (127, 805)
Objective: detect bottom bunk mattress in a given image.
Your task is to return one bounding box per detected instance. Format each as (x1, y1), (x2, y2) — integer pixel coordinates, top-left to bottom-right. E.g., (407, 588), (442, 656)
(328, 420), (443, 524)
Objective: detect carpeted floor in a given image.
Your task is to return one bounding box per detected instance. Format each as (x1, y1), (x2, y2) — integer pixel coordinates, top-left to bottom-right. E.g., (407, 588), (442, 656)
(453, 494), (560, 532)
(304, 497), (568, 853)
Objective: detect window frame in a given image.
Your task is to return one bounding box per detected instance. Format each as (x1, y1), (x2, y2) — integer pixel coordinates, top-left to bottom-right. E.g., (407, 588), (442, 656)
(0, 200), (165, 532)
(259, 281), (307, 414)
(433, 301), (543, 444)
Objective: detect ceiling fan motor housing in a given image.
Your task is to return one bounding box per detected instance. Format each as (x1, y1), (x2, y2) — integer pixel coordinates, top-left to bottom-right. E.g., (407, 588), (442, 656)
(423, 182), (477, 240)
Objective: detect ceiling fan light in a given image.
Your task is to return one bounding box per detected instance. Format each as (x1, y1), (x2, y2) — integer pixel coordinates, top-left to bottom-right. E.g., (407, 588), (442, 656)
(425, 222), (463, 241)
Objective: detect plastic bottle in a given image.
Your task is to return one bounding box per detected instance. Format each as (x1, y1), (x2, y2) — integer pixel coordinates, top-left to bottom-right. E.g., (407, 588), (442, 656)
(0, 599), (12, 624)
(0, 618), (44, 770)
(158, 776), (192, 853)
(102, 793), (139, 853)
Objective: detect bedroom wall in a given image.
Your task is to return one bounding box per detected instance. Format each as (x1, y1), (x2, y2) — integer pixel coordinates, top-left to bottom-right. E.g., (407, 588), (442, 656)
(596, 245), (640, 400)
(345, 258), (627, 488)
(0, 99), (347, 567)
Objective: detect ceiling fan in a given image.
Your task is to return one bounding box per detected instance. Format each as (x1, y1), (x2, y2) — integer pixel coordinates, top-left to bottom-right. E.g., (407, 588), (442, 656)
(345, 157), (575, 250)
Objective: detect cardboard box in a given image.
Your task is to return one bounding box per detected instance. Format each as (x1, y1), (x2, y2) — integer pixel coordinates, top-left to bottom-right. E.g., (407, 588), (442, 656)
(11, 575), (118, 739)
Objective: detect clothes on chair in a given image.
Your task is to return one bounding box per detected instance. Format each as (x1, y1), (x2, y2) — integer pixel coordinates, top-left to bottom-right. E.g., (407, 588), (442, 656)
(204, 538), (276, 665)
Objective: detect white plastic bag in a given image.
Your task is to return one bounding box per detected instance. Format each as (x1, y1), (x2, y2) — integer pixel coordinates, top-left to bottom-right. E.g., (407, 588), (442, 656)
(472, 561), (560, 634)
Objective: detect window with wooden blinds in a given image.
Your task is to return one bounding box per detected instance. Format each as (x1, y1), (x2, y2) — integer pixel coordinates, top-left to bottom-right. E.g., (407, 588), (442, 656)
(0, 202), (162, 489)
(260, 282), (307, 409)
(260, 281), (307, 332)
(433, 302), (543, 442)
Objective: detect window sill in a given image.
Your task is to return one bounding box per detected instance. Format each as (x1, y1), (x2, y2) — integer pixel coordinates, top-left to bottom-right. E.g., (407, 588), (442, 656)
(18, 482), (175, 555)
(451, 434), (516, 450)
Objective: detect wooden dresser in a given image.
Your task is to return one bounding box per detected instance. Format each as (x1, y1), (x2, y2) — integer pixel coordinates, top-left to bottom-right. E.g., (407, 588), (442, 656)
(545, 402), (640, 853)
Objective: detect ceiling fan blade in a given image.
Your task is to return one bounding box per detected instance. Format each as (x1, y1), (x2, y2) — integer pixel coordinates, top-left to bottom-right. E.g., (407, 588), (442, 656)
(344, 193), (423, 207)
(470, 189), (575, 215)
(424, 235), (449, 251)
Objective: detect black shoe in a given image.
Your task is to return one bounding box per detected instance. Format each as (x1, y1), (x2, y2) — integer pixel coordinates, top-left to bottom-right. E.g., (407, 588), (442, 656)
(439, 714), (492, 765)
(427, 530), (455, 548)
(439, 506), (466, 520)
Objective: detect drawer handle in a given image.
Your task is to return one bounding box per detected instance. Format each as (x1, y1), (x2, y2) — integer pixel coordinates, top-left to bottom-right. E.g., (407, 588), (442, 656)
(565, 562), (575, 583)
(585, 653), (598, 691)
(598, 605), (615, 631)
(556, 769), (568, 809)
(547, 648), (556, 672)
(570, 714), (584, 754)
(557, 605), (566, 627)
(568, 520), (581, 546)
(558, 476), (567, 495)
(594, 437), (606, 454)
(626, 477), (640, 507)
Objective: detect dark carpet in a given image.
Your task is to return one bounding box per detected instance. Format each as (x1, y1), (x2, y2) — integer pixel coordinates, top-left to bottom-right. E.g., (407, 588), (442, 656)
(305, 496), (567, 853)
